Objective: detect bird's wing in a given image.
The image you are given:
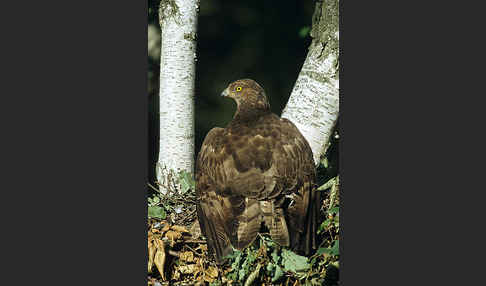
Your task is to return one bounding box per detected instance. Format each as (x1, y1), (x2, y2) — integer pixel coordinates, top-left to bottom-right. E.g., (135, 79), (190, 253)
(195, 128), (233, 264)
(272, 117), (320, 255)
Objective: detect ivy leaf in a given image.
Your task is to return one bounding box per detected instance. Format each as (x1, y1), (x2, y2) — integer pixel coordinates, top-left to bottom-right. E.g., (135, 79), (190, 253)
(281, 249), (310, 273)
(148, 205), (166, 219)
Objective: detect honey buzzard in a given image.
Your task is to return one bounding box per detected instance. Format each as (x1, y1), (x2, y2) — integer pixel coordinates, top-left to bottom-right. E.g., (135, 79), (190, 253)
(196, 79), (319, 264)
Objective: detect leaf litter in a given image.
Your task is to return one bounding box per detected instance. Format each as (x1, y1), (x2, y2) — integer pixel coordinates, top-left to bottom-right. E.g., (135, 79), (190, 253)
(148, 168), (339, 285)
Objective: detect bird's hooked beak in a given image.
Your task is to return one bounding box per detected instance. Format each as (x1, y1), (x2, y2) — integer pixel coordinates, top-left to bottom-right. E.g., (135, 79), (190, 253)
(221, 87), (230, 97)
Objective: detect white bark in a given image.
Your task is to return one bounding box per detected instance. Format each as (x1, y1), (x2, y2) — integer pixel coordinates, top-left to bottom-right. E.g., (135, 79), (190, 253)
(281, 0), (339, 165)
(157, 0), (198, 187)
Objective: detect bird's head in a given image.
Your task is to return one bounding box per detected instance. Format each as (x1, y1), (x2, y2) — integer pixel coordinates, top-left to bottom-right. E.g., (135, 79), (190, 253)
(221, 79), (270, 119)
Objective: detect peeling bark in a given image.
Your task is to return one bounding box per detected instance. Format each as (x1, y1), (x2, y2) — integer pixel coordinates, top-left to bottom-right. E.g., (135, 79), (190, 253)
(281, 0), (339, 165)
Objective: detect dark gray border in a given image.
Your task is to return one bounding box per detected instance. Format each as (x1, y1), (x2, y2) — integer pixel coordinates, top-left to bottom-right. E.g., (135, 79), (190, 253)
(1, 1), (147, 284)
(341, 0), (480, 285)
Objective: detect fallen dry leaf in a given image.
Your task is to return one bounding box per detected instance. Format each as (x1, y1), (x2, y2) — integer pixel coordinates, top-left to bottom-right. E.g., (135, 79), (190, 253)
(203, 265), (218, 283)
(207, 266), (218, 278)
(161, 223), (170, 232)
(189, 220), (202, 238)
(171, 225), (189, 233)
(178, 264), (198, 274)
(179, 251), (194, 262)
(173, 270), (181, 280)
(153, 239), (166, 280)
(165, 230), (182, 241)
(204, 274), (215, 283)
(148, 238), (156, 273)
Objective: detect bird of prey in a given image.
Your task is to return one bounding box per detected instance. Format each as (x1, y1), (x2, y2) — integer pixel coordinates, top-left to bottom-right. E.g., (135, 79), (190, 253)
(195, 79), (319, 264)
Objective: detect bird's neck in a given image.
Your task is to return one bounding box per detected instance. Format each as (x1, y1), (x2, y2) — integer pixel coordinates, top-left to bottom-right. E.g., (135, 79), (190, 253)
(231, 104), (270, 125)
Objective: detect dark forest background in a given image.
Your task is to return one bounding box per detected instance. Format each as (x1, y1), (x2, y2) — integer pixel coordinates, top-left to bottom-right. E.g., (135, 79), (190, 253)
(148, 0), (315, 184)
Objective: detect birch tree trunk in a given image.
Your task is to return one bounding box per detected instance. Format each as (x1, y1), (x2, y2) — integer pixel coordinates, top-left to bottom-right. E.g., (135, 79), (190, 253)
(157, 0), (198, 189)
(281, 0), (339, 165)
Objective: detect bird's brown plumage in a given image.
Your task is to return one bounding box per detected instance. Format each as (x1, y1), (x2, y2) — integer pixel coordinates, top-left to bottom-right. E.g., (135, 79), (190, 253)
(196, 79), (319, 264)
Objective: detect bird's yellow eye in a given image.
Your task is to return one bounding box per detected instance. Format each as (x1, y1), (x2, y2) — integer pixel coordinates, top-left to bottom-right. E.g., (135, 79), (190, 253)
(236, 86), (242, 92)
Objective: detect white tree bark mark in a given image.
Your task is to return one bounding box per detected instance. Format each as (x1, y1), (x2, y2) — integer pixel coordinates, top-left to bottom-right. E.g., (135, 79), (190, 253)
(157, 0), (198, 186)
(281, 0), (339, 165)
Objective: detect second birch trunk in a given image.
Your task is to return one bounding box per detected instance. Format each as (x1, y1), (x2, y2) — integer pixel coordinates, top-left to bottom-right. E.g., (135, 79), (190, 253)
(282, 0), (339, 165)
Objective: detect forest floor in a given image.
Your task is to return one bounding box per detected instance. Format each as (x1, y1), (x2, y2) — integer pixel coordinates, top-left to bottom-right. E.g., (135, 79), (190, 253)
(147, 173), (339, 286)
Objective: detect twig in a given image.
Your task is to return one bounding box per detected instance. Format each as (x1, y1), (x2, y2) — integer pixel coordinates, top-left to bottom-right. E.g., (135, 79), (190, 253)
(148, 182), (160, 192)
(168, 250), (181, 257)
(183, 245), (203, 257)
(172, 281), (202, 286)
(183, 239), (206, 244)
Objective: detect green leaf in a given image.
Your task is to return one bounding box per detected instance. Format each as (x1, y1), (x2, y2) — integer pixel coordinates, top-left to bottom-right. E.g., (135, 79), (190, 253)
(318, 219), (332, 233)
(329, 206), (339, 214)
(229, 250), (242, 271)
(271, 265), (284, 282)
(317, 177), (335, 191)
(247, 248), (257, 264)
(238, 263), (248, 281)
(271, 249), (280, 264)
(281, 249), (310, 273)
(266, 262), (275, 274)
(148, 205), (166, 219)
(178, 170), (195, 193)
(317, 241), (339, 257)
(331, 240), (339, 256)
(265, 237), (276, 247)
(227, 271), (237, 281)
(317, 247), (330, 256)
(299, 26), (311, 38)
